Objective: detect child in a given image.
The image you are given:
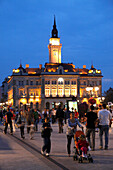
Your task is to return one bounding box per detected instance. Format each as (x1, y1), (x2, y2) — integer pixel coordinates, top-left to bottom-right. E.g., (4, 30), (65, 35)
(76, 134), (89, 158)
(29, 122), (35, 140)
(41, 117), (52, 157)
(17, 111), (25, 139)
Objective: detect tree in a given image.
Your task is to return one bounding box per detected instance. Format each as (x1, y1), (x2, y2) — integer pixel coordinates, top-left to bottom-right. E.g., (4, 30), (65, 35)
(104, 87), (113, 104)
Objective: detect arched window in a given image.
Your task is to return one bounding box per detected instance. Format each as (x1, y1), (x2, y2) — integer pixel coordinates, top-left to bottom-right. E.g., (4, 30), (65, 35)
(60, 102), (63, 108)
(36, 102), (39, 109)
(30, 102), (33, 109)
(46, 102), (50, 109)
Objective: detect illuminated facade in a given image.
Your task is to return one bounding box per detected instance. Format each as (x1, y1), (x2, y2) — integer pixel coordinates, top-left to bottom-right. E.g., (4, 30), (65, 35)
(6, 17), (103, 110)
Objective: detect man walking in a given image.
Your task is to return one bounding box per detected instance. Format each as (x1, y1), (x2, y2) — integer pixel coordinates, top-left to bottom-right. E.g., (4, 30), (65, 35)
(98, 103), (112, 150)
(26, 107), (33, 133)
(56, 105), (64, 133)
(85, 105), (98, 151)
(4, 108), (13, 135)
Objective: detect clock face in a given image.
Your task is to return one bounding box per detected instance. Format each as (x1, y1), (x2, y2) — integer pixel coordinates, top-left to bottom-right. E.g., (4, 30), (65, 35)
(53, 50), (58, 56)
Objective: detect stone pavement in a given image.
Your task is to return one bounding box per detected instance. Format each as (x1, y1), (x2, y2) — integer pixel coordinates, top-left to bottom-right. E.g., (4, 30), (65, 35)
(0, 121), (113, 170)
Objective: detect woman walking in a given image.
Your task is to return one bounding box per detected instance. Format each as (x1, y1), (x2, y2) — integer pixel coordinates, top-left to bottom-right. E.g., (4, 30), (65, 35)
(66, 112), (83, 157)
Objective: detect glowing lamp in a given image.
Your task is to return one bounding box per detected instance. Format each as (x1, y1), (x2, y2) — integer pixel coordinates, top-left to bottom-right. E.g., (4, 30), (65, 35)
(58, 78), (64, 82)
(95, 87), (99, 91)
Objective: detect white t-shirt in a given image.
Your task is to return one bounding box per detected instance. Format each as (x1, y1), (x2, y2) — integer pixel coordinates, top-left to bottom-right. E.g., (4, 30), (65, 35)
(99, 109), (112, 125)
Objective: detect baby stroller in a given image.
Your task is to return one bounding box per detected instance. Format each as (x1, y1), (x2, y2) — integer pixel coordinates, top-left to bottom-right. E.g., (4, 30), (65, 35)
(73, 130), (93, 163)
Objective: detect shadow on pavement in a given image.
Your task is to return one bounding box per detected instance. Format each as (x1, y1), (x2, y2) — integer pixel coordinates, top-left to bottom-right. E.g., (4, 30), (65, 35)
(0, 135), (12, 150)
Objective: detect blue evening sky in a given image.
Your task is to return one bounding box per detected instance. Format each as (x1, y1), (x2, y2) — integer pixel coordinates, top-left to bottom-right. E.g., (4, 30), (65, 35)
(0, 0), (113, 92)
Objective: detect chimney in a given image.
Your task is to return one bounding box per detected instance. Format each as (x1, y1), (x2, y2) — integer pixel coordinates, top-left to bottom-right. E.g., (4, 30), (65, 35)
(26, 64), (29, 68)
(83, 65), (86, 69)
(39, 64), (42, 69)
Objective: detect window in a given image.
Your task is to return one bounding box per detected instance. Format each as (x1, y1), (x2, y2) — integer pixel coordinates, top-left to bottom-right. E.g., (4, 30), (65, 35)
(71, 88), (77, 96)
(65, 89), (70, 96)
(52, 81), (56, 85)
(45, 81), (50, 85)
(26, 80), (29, 85)
(45, 88), (50, 97)
(52, 88), (57, 97)
(30, 81), (33, 85)
(18, 81), (24, 86)
(58, 81), (63, 85)
(35, 91), (39, 96)
(22, 81), (24, 86)
(58, 88), (63, 96)
(71, 81), (76, 85)
(84, 81), (86, 85)
(20, 90), (23, 96)
(36, 102), (39, 109)
(30, 102), (33, 109)
(36, 81), (38, 85)
(46, 102), (50, 109)
(65, 81), (70, 85)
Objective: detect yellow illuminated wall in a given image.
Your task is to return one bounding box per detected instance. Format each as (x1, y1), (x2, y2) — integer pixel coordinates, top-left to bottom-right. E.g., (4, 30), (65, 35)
(48, 38), (62, 63)
(45, 88), (50, 97)
(52, 88), (57, 97)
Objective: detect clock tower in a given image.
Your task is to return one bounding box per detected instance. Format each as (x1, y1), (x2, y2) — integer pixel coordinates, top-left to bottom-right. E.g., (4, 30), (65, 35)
(48, 16), (62, 63)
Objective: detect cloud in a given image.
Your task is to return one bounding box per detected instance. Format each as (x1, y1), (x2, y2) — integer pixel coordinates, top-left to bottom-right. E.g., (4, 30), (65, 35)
(103, 79), (113, 82)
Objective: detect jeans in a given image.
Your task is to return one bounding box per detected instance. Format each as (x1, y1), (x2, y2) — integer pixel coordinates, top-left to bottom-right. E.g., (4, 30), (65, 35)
(20, 126), (24, 138)
(86, 128), (95, 149)
(42, 137), (51, 154)
(67, 135), (74, 154)
(27, 120), (31, 133)
(58, 118), (63, 133)
(4, 121), (13, 134)
(99, 125), (109, 148)
(34, 119), (38, 131)
(52, 115), (56, 124)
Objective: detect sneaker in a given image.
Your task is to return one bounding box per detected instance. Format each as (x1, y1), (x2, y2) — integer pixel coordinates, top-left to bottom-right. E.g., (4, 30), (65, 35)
(21, 136), (25, 139)
(99, 146), (103, 150)
(46, 153), (49, 157)
(41, 149), (44, 155)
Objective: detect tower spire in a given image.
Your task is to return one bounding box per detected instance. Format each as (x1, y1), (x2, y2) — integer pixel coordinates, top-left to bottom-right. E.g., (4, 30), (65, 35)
(54, 15), (56, 28)
(52, 15), (58, 38)
(20, 59), (22, 67)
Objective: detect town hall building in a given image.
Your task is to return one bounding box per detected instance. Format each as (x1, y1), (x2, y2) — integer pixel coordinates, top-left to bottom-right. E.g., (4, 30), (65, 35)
(6, 17), (102, 111)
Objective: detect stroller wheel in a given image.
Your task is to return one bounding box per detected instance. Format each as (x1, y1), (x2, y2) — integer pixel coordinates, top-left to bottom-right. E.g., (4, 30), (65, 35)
(78, 157), (83, 163)
(90, 158), (93, 163)
(89, 157), (93, 163)
(73, 155), (78, 161)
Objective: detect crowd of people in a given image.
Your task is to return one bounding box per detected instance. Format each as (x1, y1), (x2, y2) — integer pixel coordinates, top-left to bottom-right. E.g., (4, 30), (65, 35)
(0, 103), (112, 157)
